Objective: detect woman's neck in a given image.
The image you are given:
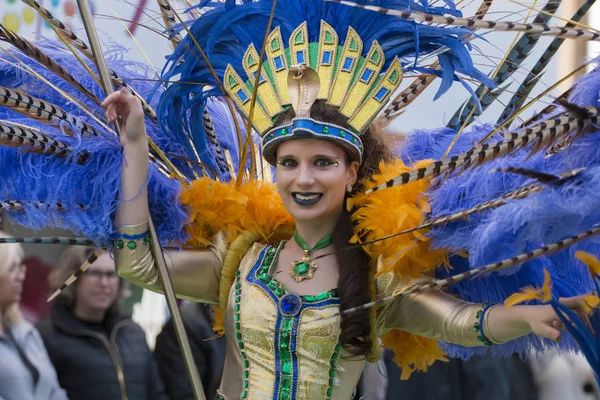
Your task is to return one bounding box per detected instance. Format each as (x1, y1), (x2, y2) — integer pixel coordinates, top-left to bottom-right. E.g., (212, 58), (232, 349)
(294, 217), (338, 248)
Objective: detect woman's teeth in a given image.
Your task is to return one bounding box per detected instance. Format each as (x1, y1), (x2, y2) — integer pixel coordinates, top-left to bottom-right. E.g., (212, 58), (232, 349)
(291, 192), (323, 206)
(294, 193), (320, 200)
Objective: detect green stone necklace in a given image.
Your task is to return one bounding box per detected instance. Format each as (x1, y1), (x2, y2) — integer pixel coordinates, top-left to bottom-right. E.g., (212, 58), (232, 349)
(289, 231), (333, 282)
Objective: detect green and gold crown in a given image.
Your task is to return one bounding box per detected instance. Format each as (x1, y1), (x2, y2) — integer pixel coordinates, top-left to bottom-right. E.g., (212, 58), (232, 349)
(223, 20), (404, 164)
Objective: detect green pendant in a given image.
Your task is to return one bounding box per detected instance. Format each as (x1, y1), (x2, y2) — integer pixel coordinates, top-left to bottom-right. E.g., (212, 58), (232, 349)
(293, 262), (310, 276)
(289, 254), (317, 282)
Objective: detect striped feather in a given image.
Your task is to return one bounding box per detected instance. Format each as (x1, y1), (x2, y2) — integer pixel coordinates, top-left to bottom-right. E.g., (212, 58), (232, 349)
(365, 107), (599, 193)
(447, 0), (561, 130)
(0, 200), (85, 212)
(0, 121), (89, 163)
(319, 225), (600, 323)
(326, 0), (600, 41)
(157, 0), (183, 47)
(384, 67), (439, 119)
(383, 0), (496, 119)
(21, 0), (90, 54)
(0, 23), (102, 106)
(203, 108), (230, 174)
(21, 0), (159, 124)
(498, 0), (595, 125)
(522, 87), (574, 128)
(0, 86), (100, 137)
(0, 236), (95, 245)
(47, 247), (105, 302)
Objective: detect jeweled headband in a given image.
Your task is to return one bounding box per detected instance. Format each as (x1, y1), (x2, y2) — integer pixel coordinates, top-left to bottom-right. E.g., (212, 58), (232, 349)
(222, 21), (404, 165)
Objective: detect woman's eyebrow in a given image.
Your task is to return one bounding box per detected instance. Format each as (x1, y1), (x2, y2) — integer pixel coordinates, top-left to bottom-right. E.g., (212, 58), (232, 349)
(313, 154), (337, 159)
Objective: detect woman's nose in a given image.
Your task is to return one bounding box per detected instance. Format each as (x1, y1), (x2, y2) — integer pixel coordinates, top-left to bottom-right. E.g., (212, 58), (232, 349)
(296, 164), (315, 186)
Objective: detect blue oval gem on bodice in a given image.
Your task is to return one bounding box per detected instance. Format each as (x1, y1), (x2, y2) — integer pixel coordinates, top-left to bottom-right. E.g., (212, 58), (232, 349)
(279, 293), (303, 317)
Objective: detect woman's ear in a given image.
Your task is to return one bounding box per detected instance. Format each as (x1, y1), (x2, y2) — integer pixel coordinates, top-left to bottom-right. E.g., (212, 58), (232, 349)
(347, 160), (360, 185)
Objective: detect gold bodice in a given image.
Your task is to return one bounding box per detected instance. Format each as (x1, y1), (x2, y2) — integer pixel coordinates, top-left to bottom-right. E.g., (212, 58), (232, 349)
(217, 242), (371, 399)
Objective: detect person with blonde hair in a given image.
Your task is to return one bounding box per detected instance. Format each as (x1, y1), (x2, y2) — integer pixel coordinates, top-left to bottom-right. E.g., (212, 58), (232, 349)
(37, 246), (167, 400)
(0, 232), (67, 400)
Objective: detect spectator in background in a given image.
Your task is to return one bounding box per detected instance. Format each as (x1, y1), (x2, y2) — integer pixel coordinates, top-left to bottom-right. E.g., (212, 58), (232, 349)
(384, 350), (538, 400)
(38, 246), (167, 400)
(0, 233), (67, 400)
(154, 302), (226, 399)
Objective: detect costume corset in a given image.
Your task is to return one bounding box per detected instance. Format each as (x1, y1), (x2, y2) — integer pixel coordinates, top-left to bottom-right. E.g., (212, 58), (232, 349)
(217, 242), (366, 400)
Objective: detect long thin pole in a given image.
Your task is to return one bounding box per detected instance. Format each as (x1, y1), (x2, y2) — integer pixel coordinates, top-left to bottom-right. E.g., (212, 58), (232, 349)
(75, 2), (205, 399)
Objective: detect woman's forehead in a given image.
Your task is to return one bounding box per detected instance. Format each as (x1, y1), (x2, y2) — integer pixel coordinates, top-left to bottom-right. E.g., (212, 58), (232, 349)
(277, 138), (345, 157)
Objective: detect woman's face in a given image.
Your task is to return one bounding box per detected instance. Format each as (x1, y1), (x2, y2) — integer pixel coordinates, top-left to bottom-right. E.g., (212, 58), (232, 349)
(0, 255), (25, 308)
(75, 253), (120, 316)
(275, 139), (359, 224)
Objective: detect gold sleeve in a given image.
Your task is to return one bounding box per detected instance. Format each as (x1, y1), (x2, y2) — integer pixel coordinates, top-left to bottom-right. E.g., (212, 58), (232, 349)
(376, 266), (499, 347)
(113, 221), (226, 304)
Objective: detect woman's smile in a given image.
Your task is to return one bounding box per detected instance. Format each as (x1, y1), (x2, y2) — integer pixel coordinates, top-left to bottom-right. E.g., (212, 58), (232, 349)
(291, 192), (323, 206)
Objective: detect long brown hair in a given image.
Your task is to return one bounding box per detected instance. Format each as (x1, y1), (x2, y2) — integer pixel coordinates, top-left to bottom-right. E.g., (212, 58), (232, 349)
(275, 101), (392, 358)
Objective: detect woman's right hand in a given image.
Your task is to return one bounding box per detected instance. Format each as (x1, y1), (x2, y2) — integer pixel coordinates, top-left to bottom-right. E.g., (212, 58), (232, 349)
(101, 88), (147, 146)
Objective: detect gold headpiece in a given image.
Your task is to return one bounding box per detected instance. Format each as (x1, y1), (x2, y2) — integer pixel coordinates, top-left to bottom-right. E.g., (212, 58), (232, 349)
(223, 20), (404, 164)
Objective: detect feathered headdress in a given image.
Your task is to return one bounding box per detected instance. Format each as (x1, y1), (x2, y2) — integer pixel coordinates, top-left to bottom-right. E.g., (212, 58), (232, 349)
(159, 0), (490, 167)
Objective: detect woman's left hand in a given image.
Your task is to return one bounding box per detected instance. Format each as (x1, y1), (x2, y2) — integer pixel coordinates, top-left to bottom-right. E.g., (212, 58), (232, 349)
(526, 295), (591, 342)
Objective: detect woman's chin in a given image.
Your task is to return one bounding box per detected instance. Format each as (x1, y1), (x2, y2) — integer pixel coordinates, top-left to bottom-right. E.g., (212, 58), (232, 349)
(289, 205), (327, 222)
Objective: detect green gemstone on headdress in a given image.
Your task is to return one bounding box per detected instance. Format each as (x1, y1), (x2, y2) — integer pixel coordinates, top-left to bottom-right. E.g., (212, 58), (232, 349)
(370, 50), (381, 64)
(351, 137), (357, 144)
(271, 38), (280, 51)
(247, 53), (256, 66)
(281, 128), (288, 135)
(349, 38), (358, 51)
(294, 262), (310, 276)
(324, 31), (334, 44)
(389, 70), (399, 84)
(227, 75), (237, 88)
(294, 31), (304, 45)
(339, 131), (346, 138)
(322, 126), (329, 133)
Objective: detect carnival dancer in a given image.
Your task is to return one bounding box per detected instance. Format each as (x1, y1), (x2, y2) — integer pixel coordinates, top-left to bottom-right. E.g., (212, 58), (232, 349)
(2, 0), (600, 399)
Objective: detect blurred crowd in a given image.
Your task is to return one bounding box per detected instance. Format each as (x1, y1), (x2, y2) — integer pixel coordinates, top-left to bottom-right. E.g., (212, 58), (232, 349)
(0, 233), (599, 400)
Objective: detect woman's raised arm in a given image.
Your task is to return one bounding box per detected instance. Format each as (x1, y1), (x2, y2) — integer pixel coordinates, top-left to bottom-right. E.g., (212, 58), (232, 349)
(103, 90), (224, 304)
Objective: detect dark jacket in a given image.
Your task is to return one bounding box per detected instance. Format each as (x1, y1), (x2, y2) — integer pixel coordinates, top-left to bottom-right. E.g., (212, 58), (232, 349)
(384, 350), (538, 400)
(154, 302), (226, 400)
(37, 303), (167, 400)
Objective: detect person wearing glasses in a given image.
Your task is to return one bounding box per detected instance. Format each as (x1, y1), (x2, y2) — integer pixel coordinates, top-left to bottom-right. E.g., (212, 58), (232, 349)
(37, 247), (167, 400)
(0, 232), (67, 400)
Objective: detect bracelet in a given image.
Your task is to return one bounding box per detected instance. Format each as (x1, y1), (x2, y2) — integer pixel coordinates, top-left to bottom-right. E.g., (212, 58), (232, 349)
(111, 230), (149, 250)
(474, 303), (497, 346)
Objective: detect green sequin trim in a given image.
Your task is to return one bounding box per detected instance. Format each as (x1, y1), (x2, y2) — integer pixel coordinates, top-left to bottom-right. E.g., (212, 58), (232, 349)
(325, 343), (341, 399)
(127, 240), (137, 250)
(234, 271), (250, 398)
(115, 240), (124, 249)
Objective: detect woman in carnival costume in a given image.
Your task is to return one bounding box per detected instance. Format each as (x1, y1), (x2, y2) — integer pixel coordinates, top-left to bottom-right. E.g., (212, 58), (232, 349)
(2, 0), (600, 399)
